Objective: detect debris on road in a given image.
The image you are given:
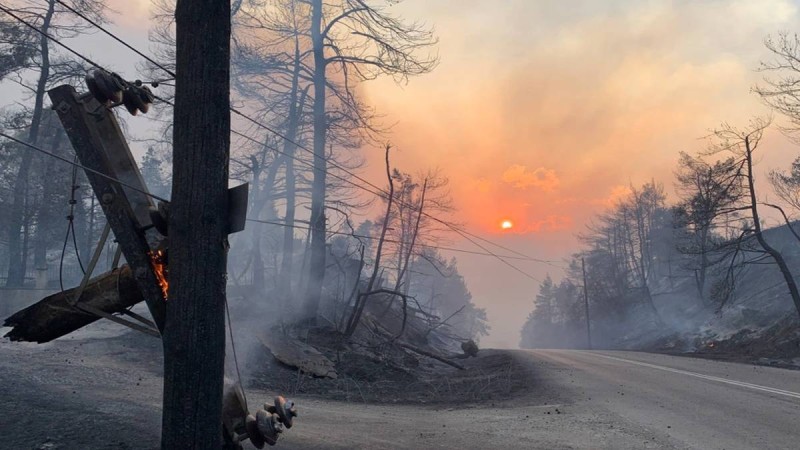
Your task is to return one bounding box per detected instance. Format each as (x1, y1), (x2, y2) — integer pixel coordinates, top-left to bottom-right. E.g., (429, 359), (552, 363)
(258, 330), (338, 379)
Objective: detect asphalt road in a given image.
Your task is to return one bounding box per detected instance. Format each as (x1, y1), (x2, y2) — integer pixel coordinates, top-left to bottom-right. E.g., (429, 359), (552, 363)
(3, 331), (800, 449)
(284, 350), (800, 450)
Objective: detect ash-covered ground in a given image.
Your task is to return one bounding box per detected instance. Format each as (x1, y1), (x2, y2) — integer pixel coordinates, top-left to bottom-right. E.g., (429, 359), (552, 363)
(0, 318), (537, 450)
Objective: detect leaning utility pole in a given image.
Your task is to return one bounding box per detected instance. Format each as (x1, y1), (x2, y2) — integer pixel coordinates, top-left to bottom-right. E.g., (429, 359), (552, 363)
(582, 257), (592, 350)
(161, 0), (231, 448)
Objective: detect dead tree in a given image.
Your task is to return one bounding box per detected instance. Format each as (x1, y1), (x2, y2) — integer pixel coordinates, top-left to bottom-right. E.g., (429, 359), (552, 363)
(3, 1), (56, 286)
(0, 0), (108, 286)
(301, 0), (438, 322)
(708, 119), (800, 318)
(769, 157), (800, 216)
(343, 146), (394, 337)
(674, 151), (745, 300)
(393, 176), (427, 295)
(756, 33), (800, 138)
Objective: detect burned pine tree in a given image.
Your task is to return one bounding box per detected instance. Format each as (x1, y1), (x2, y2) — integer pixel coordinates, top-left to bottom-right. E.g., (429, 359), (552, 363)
(300, 0), (438, 322)
(214, 0), (438, 323)
(706, 119), (800, 318)
(0, 0), (109, 287)
(673, 151), (745, 301)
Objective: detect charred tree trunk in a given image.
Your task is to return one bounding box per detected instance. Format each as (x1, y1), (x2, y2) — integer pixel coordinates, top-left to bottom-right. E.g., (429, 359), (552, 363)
(161, 0), (231, 448)
(243, 144), (280, 291)
(278, 64), (307, 306)
(394, 179), (427, 293)
(5, 0), (55, 287)
(744, 137), (800, 317)
(4, 266), (142, 343)
(696, 227), (709, 301)
(247, 157), (265, 291)
(251, 231), (265, 291)
(302, 0), (328, 323)
(33, 126), (65, 281)
(344, 147), (394, 337)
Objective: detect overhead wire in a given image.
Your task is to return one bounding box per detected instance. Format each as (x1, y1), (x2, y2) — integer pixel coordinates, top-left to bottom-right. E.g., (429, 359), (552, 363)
(2, 3), (555, 280)
(245, 217), (561, 268)
(45, 2), (541, 263)
(66, 156), (86, 274)
(0, 132), (171, 203)
(0, 123), (563, 270)
(53, 0), (176, 77)
(1, 5), (113, 82)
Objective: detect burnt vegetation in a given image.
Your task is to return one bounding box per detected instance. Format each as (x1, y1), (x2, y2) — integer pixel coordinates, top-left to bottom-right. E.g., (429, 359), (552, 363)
(521, 33), (800, 356)
(0, 0), (491, 421)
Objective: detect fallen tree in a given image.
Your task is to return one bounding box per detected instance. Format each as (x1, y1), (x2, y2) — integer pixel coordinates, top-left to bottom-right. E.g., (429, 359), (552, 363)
(3, 265), (147, 343)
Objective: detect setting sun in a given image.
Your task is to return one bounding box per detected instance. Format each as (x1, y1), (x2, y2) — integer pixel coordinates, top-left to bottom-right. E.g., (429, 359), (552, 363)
(501, 220), (513, 230)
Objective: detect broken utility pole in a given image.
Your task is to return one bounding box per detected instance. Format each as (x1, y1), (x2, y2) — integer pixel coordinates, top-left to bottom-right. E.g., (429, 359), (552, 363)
(160, 0), (232, 448)
(5, 265), (145, 343)
(48, 85), (167, 332)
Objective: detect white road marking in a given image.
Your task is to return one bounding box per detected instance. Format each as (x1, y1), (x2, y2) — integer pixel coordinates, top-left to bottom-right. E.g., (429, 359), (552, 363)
(582, 352), (800, 400)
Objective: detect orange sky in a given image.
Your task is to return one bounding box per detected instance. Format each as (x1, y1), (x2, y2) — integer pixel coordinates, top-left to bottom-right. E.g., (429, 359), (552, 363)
(87, 0), (800, 347)
(353, 0), (800, 346)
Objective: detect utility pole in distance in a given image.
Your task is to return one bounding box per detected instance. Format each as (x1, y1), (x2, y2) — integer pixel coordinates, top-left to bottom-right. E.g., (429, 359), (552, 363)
(161, 0), (231, 448)
(582, 257), (592, 350)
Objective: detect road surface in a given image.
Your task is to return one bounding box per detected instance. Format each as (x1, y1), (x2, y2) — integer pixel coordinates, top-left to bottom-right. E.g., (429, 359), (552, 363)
(285, 350), (800, 449)
(2, 333), (800, 449)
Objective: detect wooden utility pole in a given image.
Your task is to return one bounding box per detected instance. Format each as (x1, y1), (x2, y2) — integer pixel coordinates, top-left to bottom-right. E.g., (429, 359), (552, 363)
(161, 0), (231, 448)
(582, 257), (592, 350)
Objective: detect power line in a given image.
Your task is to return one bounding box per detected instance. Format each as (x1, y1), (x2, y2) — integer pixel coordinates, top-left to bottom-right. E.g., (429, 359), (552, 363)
(49, 2), (536, 261)
(245, 217), (559, 266)
(3, 4), (548, 279)
(229, 106), (535, 260)
(0, 131), (170, 203)
(0, 127), (544, 266)
(1, 130), (557, 280)
(0, 128), (557, 272)
(49, 0), (389, 204)
(54, 0), (176, 78)
(230, 129), (561, 276)
(2, 5), (113, 83)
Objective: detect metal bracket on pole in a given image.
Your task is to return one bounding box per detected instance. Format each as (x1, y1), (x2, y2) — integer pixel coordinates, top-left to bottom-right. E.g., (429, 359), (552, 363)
(69, 222), (111, 306)
(76, 302), (160, 338)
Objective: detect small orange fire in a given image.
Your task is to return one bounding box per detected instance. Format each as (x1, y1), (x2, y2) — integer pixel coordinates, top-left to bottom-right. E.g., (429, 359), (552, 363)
(149, 249), (169, 300)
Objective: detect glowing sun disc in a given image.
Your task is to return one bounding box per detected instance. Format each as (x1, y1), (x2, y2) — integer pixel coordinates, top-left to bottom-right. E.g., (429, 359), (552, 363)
(501, 220), (513, 230)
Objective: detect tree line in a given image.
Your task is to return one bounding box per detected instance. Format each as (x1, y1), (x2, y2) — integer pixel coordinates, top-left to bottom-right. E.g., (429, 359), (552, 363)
(0, 0), (488, 344)
(521, 33), (800, 349)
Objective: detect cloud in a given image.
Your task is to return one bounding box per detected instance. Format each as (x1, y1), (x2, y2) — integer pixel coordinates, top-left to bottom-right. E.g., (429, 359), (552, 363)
(521, 215), (574, 233)
(501, 165), (560, 191)
(599, 185), (633, 208)
(356, 0), (800, 347)
(471, 177), (493, 193)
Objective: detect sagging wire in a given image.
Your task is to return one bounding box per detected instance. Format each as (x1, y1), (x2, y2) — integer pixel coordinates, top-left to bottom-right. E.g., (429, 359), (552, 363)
(42, 0), (544, 271)
(59, 156), (85, 294)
